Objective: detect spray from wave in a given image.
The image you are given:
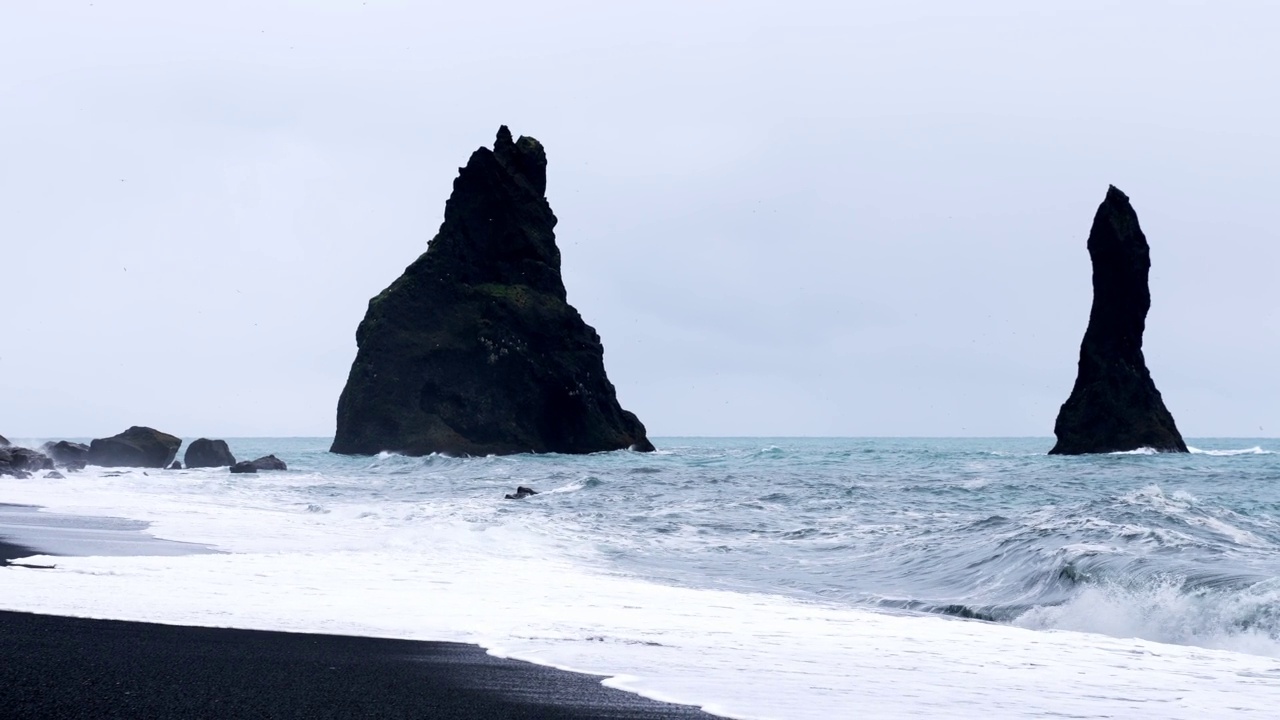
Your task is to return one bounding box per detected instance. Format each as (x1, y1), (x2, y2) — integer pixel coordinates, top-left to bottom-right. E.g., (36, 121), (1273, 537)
(1013, 574), (1280, 656)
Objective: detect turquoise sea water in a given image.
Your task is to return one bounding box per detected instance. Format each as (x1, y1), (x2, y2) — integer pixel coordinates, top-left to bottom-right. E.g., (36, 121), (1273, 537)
(206, 436), (1280, 654)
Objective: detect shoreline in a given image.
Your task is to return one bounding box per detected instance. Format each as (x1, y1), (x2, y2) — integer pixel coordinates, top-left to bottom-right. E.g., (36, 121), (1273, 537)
(0, 501), (218, 559)
(0, 609), (718, 719)
(0, 512), (718, 719)
(0, 539), (44, 567)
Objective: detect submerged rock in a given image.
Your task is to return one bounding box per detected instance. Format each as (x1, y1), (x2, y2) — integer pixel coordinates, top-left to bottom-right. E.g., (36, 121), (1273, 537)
(331, 126), (653, 457)
(249, 455), (287, 471)
(1050, 186), (1187, 455)
(168, 461), (182, 470)
(44, 471), (65, 479)
(184, 438), (236, 468)
(228, 456), (286, 474)
(87, 426), (183, 468)
(504, 485), (539, 500)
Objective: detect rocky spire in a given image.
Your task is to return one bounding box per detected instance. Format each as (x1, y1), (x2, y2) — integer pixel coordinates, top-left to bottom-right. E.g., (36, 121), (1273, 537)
(1049, 186), (1187, 455)
(331, 127), (653, 457)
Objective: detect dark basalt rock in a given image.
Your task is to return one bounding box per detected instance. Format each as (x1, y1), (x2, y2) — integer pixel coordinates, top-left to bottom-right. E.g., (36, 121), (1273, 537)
(249, 455), (287, 471)
(88, 426), (183, 468)
(168, 461), (183, 470)
(0, 434), (9, 447)
(331, 126), (653, 457)
(504, 485), (538, 500)
(8, 447), (54, 473)
(229, 461), (257, 474)
(1050, 186), (1188, 455)
(43, 441), (89, 470)
(184, 438), (237, 468)
(44, 471), (66, 479)
(1, 445), (53, 477)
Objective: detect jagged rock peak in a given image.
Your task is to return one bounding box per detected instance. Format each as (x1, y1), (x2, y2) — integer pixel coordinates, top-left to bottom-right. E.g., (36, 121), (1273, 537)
(1049, 185), (1187, 455)
(496, 124), (514, 147)
(420, 126), (561, 300)
(330, 126), (653, 457)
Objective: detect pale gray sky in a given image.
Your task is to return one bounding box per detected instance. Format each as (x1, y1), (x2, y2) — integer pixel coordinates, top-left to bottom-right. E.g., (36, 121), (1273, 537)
(3, 1), (1278, 438)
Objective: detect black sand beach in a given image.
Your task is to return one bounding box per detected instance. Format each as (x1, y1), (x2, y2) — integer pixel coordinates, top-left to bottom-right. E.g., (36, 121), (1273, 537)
(0, 610), (717, 719)
(0, 539), (43, 567)
(0, 518), (717, 719)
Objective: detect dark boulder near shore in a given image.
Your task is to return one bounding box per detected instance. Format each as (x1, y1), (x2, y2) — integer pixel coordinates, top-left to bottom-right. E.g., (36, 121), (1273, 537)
(8, 448), (53, 473)
(229, 455), (287, 474)
(43, 441), (89, 470)
(88, 427), (183, 468)
(0, 446), (54, 477)
(184, 438), (236, 468)
(0, 435), (8, 447)
(504, 486), (538, 500)
(249, 454), (287, 471)
(1050, 186), (1188, 455)
(331, 126), (653, 457)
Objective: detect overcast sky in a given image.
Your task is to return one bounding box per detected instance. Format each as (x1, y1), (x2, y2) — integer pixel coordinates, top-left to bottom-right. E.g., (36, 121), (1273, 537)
(3, 1), (1278, 439)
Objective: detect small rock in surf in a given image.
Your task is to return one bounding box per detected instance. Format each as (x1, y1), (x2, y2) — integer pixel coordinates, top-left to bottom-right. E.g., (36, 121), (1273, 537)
(249, 455), (287, 471)
(184, 438), (236, 468)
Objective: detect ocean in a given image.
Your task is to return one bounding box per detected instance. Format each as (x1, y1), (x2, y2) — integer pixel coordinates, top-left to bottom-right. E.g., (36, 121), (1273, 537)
(4, 437), (1280, 718)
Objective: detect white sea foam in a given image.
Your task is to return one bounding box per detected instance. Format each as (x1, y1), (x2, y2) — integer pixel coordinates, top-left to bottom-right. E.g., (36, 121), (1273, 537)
(1113, 484), (1267, 547)
(1103, 445), (1276, 456)
(5, 468), (1280, 718)
(1188, 446), (1273, 456)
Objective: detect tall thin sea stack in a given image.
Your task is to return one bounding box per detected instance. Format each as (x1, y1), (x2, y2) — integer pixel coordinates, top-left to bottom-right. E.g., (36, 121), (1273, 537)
(331, 127), (653, 457)
(1050, 186), (1187, 455)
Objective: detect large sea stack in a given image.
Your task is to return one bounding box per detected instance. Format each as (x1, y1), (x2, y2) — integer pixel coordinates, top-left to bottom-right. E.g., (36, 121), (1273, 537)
(1050, 186), (1187, 455)
(331, 127), (653, 457)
